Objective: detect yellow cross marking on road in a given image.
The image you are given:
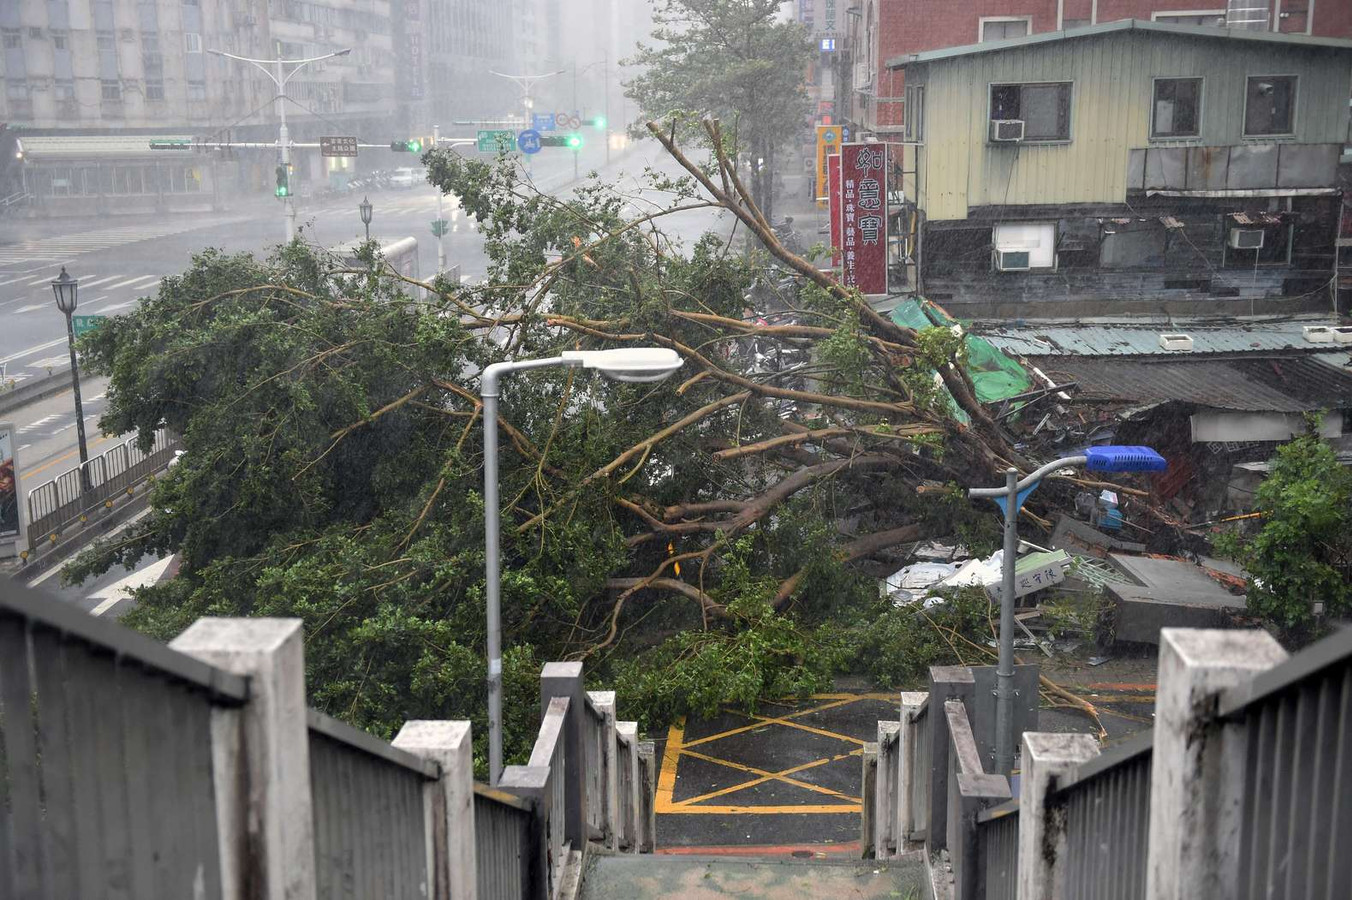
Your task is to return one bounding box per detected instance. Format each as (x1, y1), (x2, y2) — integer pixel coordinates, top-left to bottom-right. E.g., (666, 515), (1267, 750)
(655, 694), (889, 815)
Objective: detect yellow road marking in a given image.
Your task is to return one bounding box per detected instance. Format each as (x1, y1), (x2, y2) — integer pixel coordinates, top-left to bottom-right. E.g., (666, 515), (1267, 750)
(673, 747), (862, 807)
(652, 803), (861, 815)
(681, 697), (858, 749)
(25, 434), (115, 478)
(655, 720), (685, 812)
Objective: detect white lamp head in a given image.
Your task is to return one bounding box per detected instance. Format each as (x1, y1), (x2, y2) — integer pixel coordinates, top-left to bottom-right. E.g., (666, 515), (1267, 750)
(561, 348), (683, 383)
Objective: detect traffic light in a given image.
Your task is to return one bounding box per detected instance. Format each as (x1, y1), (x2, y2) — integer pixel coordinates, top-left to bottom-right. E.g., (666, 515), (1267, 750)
(274, 164), (289, 198)
(592, 116), (607, 129)
(565, 133), (583, 150)
(390, 139), (423, 153)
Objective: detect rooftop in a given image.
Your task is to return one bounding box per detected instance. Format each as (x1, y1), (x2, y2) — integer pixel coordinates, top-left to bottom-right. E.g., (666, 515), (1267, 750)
(973, 316), (1348, 358)
(887, 18), (1352, 69)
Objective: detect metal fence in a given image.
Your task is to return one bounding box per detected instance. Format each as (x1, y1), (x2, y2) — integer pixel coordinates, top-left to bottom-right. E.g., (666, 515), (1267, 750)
(474, 785), (536, 900)
(307, 710), (439, 900)
(976, 802), (1019, 900)
(1056, 733), (1153, 900)
(0, 585), (247, 900)
(1223, 628), (1352, 899)
(26, 427), (178, 550)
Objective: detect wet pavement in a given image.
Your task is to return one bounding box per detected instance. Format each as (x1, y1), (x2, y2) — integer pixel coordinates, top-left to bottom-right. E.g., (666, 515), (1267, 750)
(580, 854), (929, 900)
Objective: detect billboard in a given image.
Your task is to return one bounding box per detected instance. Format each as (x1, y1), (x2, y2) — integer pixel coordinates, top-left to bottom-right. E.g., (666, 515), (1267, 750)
(839, 143), (888, 295)
(0, 424), (18, 541)
(814, 124), (841, 202)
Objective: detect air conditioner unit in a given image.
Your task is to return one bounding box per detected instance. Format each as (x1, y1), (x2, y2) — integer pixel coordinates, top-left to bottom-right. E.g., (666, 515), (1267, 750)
(995, 250), (1031, 271)
(990, 119), (1025, 142)
(1229, 228), (1265, 250)
(1159, 333), (1194, 352)
(1303, 325), (1336, 344)
(1333, 326), (1352, 344)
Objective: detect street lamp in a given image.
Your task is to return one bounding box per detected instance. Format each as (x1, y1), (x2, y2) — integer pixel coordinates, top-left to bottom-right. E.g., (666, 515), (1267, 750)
(970, 446), (1166, 775)
(359, 196), (373, 243)
(209, 47), (352, 243)
(481, 348), (683, 784)
(50, 267), (91, 493)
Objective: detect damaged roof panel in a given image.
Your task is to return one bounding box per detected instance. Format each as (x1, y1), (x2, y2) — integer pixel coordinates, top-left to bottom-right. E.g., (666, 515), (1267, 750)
(1025, 355), (1352, 412)
(979, 318), (1339, 357)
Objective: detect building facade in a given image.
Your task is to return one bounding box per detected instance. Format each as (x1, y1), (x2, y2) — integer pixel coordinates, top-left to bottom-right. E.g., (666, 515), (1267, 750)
(889, 22), (1352, 315)
(838, 0), (1352, 138)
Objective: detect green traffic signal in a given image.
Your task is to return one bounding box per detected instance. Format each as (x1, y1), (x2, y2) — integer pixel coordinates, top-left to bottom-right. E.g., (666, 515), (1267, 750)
(274, 164), (289, 197)
(566, 133), (583, 149)
(592, 117), (607, 129)
(407, 139), (422, 153)
(390, 139), (422, 152)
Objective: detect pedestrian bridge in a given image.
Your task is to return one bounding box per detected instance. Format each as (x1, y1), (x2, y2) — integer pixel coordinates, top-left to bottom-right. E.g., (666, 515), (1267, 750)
(0, 576), (1348, 900)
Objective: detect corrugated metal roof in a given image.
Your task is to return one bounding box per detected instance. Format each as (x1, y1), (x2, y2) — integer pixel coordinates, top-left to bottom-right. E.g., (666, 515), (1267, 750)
(1025, 355), (1352, 411)
(887, 18), (1352, 69)
(16, 135), (195, 160)
(978, 318), (1342, 357)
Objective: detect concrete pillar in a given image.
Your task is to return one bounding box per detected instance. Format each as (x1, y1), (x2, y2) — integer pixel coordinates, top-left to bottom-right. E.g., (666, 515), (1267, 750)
(875, 720), (901, 858)
(637, 740), (657, 853)
(587, 690), (619, 849)
(1145, 628), (1287, 900)
(617, 721), (642, 852)
(898, 691), (928, 846)
(498, 765), (551, 899)
(394, 721), (477, 900)
(540, 661), (588, 851)
(170, 618), (316, 900)
(1017, 732), (1100, 900)
(927, 667), (975, 849)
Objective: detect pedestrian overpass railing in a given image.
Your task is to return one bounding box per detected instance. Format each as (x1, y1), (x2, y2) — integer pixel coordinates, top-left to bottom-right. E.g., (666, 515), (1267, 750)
(24, 427), (179, 554)
(866, 625), (1352, 900)
(0, 578), (656, 900)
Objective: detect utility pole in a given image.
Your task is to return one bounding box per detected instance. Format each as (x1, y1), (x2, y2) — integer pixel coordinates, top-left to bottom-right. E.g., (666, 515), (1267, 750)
(209, 47), (352, 243)
(572, 63), (579, 181)
(433, 124), (445, 275)
(603, 50), (611, 166)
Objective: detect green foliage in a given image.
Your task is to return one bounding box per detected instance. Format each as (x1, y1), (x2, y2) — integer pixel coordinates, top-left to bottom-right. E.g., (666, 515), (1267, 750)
(856, 588), (996, 690)
(1214, 431), (1352, 642)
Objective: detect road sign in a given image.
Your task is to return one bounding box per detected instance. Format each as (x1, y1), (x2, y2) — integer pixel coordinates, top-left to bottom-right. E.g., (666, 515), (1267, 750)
(554, 112), (581, 130)
(148, 140), (190, 151)
(72, 315), (107, 339)
(477, 130), (516, 153)
(532, 113), (556, 132)
(430, 219), (450, 237)
(320, 136), (358, 158)
(517, 129), (542, 155)
(815, 124), (840, 202)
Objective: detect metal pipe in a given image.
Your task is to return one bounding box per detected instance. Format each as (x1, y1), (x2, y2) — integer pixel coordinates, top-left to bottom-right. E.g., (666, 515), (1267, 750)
(434, 124), (445, 275)
(994, 467), (1018, 774)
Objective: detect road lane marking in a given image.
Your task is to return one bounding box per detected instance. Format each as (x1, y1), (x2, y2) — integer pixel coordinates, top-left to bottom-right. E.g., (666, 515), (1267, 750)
(23, 434), (115, 478)
(1, 338), (69, 365)
(107, 275), (154, 290)
(79, 275), (123, 288)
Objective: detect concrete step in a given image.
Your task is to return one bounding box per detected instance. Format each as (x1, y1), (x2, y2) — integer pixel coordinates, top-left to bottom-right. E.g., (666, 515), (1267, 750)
(578, 853), (929, 900)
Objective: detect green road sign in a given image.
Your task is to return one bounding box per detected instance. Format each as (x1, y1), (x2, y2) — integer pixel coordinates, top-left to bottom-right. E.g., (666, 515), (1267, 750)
(72, 315), (107, 339)
(430, 219), (450, 237)
(476, 130), (515, 153)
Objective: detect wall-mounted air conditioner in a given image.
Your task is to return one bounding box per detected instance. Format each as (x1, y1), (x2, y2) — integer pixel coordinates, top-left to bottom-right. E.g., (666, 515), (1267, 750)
(990, 119), (1025, 142)
(1159, 333), (1194, 351)
(1229, 228), (1265, 250)
(995, 250), (1031, 271)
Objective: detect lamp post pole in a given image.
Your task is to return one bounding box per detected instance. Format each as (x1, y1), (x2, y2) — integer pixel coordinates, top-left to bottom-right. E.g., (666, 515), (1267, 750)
(970, 447), (1166, 774)
(359, 196), (372, 242)
(433, 124), (445, 274)
(480, 349), (683, 784)
(209, 47), (352, 243)
(50, 268), (90, 494)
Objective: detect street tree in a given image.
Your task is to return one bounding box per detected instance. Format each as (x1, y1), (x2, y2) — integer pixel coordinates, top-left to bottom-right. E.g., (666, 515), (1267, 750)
(624, 0), (812, 222)
(69, 128), (1088, 766)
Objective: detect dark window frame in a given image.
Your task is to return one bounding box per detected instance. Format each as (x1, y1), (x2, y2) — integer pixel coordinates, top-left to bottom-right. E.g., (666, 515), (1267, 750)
(988, 81), (1073, 142)
(1243, 74), (1297, 137)
(1151, 76), (1203, 139)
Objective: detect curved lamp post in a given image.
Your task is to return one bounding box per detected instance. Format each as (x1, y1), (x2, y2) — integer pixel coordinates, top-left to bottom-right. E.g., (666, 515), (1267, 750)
(970, 446), (1167, 775)
(481, 348), (683, 783)
(359, 196), (373, 243)
(50, 267), (91, 494)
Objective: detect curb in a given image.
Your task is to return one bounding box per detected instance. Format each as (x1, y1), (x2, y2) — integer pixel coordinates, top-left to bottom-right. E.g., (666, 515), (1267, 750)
(0, 368), (76, 417)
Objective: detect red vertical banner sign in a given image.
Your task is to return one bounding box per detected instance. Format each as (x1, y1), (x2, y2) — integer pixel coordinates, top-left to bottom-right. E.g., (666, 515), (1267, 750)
(839, 143), (888, 295)
(828, 153), (842, 268)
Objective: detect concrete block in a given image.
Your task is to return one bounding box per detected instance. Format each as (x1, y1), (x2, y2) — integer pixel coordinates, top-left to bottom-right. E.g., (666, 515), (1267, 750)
(1145, 628), (1287, 900)
(1017, 732), (1100, 900)
(898, 692), (928, 846)
(588, 690), (619, 849)
(617, 721), (641, 853)
(394, 720), (477, 900)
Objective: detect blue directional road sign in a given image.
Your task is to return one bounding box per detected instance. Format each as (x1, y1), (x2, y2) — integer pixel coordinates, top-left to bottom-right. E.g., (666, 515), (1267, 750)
(532, 113), (556, 132)
(517, 129), (542, 155)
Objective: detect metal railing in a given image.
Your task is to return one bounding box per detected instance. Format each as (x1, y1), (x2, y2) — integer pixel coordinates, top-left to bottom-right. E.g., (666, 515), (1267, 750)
(474, 784), (536, 900)
(1055, 732), (1153, 900)
(307, 709), (439, 899)
(976, 801), (1019, 900)
(25, 427), (179, 551)
(0, 584), (247, 900)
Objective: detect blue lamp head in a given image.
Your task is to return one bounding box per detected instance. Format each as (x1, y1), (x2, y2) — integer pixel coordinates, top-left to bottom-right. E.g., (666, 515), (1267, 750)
(1084, 446), (1168, 473)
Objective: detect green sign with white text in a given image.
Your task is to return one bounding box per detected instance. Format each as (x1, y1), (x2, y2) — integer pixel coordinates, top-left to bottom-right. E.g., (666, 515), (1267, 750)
(72, 315), (107, 339)
(476, 130), (515, 153)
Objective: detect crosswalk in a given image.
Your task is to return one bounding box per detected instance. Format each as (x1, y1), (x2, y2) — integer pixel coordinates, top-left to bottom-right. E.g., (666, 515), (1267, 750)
(0, 220), (234, 268)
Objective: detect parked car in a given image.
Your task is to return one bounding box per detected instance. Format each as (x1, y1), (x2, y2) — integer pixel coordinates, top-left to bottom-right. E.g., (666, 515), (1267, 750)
(390, 167), (422, 189)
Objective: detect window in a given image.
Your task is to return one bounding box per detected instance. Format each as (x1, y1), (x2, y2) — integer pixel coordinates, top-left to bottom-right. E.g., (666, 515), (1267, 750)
(29, 27), (43, 39)
(184, 32), (201, 53)
(145, 80), (164, 100)
(6, 81), (28, 100)
(1, 28), (21, 49)
(52, 30), (68, 50)
(187, 80), (206, 100)
(96, 30), (115, 51)
(1153, 12), (1226, 26)
(904, 84), (925, 142)
(990, 82), (1072, 141)
(1152, 78), (1202, 138)
(993, 222), (1056, 270)
(54, 78), (75, 101)
(1244, 75), (1296, 136)
(980, 17), (1031, 42)
(101, 79), (121, 101)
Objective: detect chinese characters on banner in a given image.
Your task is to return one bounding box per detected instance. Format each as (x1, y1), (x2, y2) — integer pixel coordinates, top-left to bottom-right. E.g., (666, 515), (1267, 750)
(403, 0), (424, 100)
(827, 154), (842, 268)
(0, 425), (18, 542)
(839, 143), (888, 294)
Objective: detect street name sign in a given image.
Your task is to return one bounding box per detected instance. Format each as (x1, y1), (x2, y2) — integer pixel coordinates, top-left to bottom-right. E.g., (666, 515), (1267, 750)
(517, 130), (542, 155)
(532, 113), (556, 132)
(72, 315), (107, 339)
(477, 130), (516, 153)
(320, 136), (359, 158)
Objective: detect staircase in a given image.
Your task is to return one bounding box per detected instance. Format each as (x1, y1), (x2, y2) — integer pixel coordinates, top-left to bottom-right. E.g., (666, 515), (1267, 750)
(580, 855), (928, 900)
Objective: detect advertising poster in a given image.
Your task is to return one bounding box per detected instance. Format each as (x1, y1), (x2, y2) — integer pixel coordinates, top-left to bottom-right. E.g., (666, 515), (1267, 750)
(0, 425), (18, 541)
(838, 143), (889, 295)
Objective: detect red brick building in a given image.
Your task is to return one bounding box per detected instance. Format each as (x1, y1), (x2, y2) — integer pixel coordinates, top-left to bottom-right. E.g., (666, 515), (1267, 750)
(839, 1), (1352, 135)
